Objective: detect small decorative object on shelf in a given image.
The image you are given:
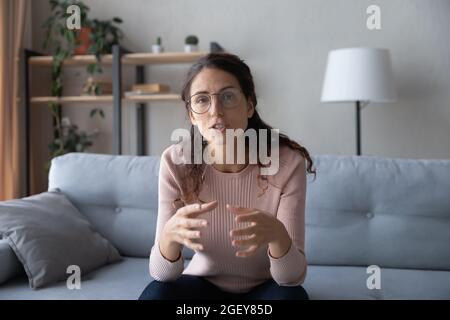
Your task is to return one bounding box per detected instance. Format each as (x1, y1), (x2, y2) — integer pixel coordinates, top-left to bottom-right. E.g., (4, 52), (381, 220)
(184, 35), (199, 52)
(74, 26), (92, 55)
(133, 83), (170, 93)
(125, 83), (171, 96)
(81, 77), (113, 96)
(152, 36), (164, 53)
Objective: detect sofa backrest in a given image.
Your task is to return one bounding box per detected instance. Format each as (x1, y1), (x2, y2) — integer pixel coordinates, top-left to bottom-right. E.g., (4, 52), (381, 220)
(49, 152), (160, 258)
(305, 155), (450, 271)
(49, 152), (450, 271)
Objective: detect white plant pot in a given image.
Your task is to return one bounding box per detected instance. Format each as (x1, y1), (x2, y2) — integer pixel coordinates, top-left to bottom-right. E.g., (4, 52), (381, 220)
(152, 44), (163, 53)
(184, 44), (198, 53)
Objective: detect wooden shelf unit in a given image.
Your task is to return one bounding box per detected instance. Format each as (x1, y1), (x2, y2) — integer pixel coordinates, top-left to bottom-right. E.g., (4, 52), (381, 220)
(30, 95), (114, 104)
(30, 94), (182, 104)
(28, 51), (207, 66)
(123, 93), (181, 102)
(122, 51), (207, 65)
(28, 54), (113, 66)
(23, 42), (224, 196)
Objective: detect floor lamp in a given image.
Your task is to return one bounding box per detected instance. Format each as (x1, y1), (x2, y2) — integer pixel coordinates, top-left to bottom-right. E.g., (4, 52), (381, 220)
(320, 48), (397, 155)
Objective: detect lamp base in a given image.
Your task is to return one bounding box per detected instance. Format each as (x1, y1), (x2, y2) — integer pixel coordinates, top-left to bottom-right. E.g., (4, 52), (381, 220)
(356, 101), (361, 156)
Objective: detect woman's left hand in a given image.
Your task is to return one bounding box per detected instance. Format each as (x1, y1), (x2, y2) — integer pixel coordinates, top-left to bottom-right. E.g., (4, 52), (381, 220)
(226, 204), (291, 258)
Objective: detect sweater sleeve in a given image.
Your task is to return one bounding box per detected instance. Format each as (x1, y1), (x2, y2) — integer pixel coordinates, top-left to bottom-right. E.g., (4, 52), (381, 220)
(268, 151), (308, 286)
(149, 146), (185, 281)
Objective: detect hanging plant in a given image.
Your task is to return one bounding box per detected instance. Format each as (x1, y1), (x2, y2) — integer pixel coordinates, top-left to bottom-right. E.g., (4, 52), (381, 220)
(42, 0), (123, 171)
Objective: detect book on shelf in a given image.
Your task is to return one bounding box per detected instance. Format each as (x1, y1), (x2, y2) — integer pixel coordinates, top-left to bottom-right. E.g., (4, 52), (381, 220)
(131, 83), (170, 93)
(124, 91), (173, 97)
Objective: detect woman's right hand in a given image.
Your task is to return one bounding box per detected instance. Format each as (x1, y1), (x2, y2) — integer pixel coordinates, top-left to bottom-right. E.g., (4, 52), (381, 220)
(160, 200), (218, 260)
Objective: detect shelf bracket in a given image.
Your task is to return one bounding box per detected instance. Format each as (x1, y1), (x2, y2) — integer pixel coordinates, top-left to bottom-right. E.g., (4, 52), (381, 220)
(112, 45), (123, 155)
(135, 65), (146, 155)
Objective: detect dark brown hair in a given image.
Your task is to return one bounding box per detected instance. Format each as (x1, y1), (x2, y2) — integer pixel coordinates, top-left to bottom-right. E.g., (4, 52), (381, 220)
(178, 52), (316, 204)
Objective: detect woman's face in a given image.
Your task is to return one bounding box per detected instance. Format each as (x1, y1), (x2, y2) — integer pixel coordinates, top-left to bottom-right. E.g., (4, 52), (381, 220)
(188, 67), (254, 146)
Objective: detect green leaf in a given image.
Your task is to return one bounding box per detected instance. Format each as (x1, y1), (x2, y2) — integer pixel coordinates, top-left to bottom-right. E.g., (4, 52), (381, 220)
(42, 16), (55, 28)
(66, 30), (75, 44)
(87, 63), (96, 74)
(49, 0), (58, 10)
(50, 102), (59, 113)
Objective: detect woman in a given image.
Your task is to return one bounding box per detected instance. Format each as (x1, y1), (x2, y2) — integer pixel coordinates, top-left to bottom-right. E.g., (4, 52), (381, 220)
(139, 52), (316, 300)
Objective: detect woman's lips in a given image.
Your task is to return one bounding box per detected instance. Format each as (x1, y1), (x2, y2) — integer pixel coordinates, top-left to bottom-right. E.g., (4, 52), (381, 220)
(212, 127), (226, 133)
(210, 124), (227, 133)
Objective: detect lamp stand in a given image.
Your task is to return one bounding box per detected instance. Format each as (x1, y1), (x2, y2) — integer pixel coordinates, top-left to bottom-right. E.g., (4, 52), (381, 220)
(355, 100), (361, 156)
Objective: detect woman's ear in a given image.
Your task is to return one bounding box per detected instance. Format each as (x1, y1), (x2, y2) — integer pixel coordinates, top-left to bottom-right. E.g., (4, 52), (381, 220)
(189, 110), (197, 126)
(247, 100), (255, 118)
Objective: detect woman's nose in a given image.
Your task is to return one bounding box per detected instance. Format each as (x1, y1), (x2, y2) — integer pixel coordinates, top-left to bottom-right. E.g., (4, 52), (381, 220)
(209, 95), (224, 115)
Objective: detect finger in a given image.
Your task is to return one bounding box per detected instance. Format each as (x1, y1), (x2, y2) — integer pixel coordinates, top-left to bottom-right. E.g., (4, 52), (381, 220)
(232, 235), (257, 247)
(177, 236), (204, 251)
(229, 225), (258, 237)
(226, 204), (256, 215)
(180, 218), (208, 228)
(236, 245), (259, 258)
(178, 229), (202, 240)
(178, 200), (218, 217)
(185, 240), (204, 251)
(234, 212), (260, 224)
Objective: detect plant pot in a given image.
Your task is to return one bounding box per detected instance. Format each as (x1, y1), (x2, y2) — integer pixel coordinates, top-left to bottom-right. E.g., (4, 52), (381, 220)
(152, 44), (164, 53)
(74, 27), (92, 55)
(184, 44), (198, 53)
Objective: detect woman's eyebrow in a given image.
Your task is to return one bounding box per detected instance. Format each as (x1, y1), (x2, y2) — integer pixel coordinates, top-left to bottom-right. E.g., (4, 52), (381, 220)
(192, 85), (235, 95)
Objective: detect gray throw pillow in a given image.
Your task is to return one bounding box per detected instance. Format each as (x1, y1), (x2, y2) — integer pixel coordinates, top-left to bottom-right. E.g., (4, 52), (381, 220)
(0, 238), (23, 285)
(0, 190), (122, 289)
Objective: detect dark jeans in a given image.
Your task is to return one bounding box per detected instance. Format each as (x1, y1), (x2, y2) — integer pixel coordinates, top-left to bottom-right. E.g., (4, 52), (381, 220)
(138, 275), (309, 300)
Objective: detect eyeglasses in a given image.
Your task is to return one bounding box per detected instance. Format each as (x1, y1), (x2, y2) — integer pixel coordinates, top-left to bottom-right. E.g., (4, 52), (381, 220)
(188, 88), (243, 114)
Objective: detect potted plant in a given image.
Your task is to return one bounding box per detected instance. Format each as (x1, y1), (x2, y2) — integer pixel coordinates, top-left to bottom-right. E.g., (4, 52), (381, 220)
(74, 26), (91, 55)
(44, 111), (104, 173)
(42, 0), (123, 166)
(184, 35), (199, 52)
(152, 36), (164, 53)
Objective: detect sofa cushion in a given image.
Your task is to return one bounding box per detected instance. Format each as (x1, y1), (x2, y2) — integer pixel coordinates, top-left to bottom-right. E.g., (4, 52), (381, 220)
(0, 190), (122, 289)
(48, 153), (160, 258)
(306, 155), (450, 270)
(0, 238), (23, 285)
(0, 257), (150, 300)
(303, 265), (450, 300)
(48, 152), (196, 260)
(1, 260), (448, 300)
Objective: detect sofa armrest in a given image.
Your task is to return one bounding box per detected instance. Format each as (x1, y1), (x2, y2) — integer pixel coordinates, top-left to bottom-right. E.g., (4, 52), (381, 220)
(0, 238), (23, 285)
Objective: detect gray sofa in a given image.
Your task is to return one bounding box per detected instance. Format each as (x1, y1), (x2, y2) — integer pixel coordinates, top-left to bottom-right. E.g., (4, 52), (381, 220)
(1, 152), (449, 299)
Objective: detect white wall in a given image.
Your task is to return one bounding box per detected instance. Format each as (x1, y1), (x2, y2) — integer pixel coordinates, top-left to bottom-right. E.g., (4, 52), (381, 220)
(29, 0), (450, 192)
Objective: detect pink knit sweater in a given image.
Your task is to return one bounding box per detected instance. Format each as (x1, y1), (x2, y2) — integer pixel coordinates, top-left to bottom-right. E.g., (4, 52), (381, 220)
(149, 144), (308, 293)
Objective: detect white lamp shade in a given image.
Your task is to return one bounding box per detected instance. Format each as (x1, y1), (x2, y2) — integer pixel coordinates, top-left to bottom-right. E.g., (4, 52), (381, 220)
(321, 47), (397, 103)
